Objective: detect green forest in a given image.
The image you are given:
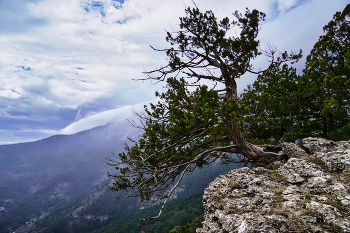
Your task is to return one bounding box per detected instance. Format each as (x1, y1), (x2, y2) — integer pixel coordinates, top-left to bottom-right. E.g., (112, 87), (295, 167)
(90, 192), (204, 233)
(33, 155), (238, 233)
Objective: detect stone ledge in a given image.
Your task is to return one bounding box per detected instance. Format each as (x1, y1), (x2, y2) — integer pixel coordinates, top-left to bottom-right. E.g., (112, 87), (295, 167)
(197, 138), (350, 233)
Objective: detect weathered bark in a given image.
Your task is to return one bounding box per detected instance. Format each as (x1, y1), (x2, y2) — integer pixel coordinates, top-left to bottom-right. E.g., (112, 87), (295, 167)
(223, 64), (287, 163)
(322, 116), (328, 139)
(289, 110), (294, 134)
(231, 122), (287, 163)
(276, 116), (286, 142)
(221, 63), (237, 101)
(276, 126), (285, 144)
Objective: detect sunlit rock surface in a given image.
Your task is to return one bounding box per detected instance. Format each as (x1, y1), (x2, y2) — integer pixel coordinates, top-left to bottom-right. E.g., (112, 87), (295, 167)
(197, 138), (350, 233)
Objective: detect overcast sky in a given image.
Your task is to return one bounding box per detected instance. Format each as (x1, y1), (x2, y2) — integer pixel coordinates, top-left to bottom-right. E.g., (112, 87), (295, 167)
(0, 0), (348, 144)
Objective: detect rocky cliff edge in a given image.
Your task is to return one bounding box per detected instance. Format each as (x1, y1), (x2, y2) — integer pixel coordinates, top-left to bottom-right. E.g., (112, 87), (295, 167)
(197, 137), (350, 233)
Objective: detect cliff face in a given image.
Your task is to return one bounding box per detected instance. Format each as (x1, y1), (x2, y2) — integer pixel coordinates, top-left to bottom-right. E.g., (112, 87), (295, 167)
(197, 138), (350, 233)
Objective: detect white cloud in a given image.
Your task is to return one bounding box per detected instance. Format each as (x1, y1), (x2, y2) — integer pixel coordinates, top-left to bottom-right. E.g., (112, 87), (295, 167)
(0, 89), (21, 99)
(0, 0), (348, 144)
(60, 99), (158, 135)
(275, 0), (300, 12)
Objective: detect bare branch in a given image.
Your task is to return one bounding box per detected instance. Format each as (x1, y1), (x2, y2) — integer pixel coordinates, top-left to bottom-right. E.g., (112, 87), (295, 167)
(143, 163), (191, 220)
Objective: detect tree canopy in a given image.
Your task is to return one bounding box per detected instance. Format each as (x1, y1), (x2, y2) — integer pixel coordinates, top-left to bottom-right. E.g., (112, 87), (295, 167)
(240, 63), (301, 144)
(240, 4), (350, 143)
(108, 6), (302, 219)
(301, 4), (350, 139)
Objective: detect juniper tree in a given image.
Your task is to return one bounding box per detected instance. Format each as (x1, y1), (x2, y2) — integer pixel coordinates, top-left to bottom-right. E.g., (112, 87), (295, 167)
(301, 4), (350, 139)
(239, 4), (350, 142)
(108, 7), (301, 219)
(240, 63), (301, 143)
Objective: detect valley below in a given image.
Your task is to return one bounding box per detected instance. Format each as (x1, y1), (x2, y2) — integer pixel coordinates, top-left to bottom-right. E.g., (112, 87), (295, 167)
(0, 121), (239, 233)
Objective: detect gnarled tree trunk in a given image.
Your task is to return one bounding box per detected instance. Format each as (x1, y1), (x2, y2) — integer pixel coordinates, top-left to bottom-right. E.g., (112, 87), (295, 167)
(224, 67), (287, 163)
(231, 122), (287, 163)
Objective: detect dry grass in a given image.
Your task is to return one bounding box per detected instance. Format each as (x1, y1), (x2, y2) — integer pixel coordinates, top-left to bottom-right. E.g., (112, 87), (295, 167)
(332, 172), (350, 186)
(268, 207), (289, 218)
(302, 155), (329, 172)
(264, 215), (313, 233)
(322, 195), (349, 214)
(210, 192), (221, 202)
(268, 170), (287, 183)
(228, 177), (242, 190)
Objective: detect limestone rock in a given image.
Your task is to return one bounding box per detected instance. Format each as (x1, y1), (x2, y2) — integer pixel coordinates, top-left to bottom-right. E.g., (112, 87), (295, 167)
(279, 142), (307, 158)
(302, 137), (336, 153)
(314, 147), (350, 173)
(299, 137), (350, 172)
(197, 139), (350, 233)
(277, 158), (324, 183)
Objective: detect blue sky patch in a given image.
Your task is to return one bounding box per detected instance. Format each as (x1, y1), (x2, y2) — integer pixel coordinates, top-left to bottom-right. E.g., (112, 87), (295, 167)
(11, 89), (20, 94)
(82, 0), (125, 16)
(77, 67), (84, 70)
(116, 16), (132, 24)
(285, 0), (309, 13)
(91, 1), (104, 8)
(17, 66), (33, 71)
(82, 1), (106, 17)
(270, 0), (310, 19)
(91, 1), (106, 17)
(112, 0), (124, 9)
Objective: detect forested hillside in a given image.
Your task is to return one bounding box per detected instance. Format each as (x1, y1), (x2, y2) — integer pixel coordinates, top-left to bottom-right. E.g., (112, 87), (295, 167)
(0, 121), (133, 232)
(0, 119), (241, 232)
(35, 155), (240, 233)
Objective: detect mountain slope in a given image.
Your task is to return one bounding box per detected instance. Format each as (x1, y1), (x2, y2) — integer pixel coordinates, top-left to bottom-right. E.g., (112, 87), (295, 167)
(0, 119), (243, 233)
(0, 121), (136, 232)
(36, 160), (240, 233)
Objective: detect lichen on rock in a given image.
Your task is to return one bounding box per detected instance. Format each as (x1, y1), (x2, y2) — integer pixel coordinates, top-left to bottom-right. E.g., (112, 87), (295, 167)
(197, 138), (350, 233)
(279, 142), (308, 158)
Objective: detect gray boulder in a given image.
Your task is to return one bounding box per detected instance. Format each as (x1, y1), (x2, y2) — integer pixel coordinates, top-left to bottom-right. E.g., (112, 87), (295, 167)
(279, 142), (308, 158)
(302, 137), (337, 153)
(197, 138), (350, 233)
